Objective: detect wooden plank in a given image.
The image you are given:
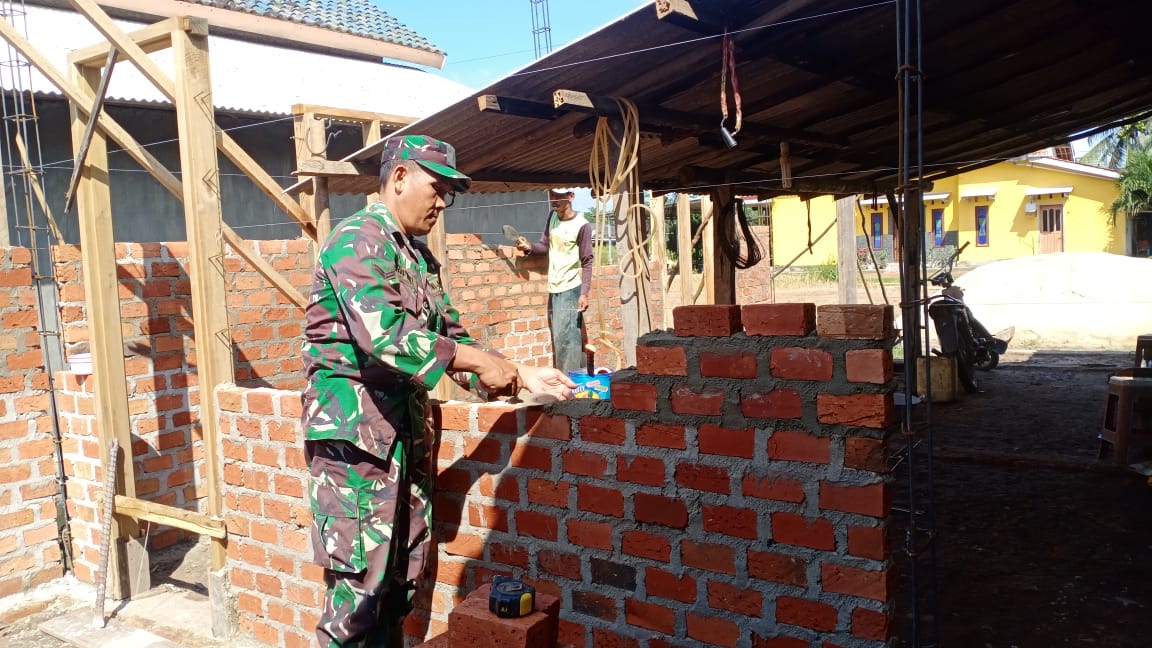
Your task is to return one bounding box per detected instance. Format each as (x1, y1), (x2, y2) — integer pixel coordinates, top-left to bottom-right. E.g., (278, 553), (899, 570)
(700, 194), (715, 304)
(0, 170), (8, 247)
(64, 46), (116, 214)
(172, 27), (231, 570)
(478, 94), (563, 120)
(363, 119), (381, 205)
(13, 136), (62, 241)
(66, 0), (316, 238)
(68, 16), (203, 67)
(426, 217), (451, 401)
(113, 495), (226, 539)
(676, 193), (693, 307)
(220, 225), (307, 308)
(292, 103), (415, 127)
(70, 61), (136, 600)
(836, 195), (859, 304)
(294, 159), (367, 177)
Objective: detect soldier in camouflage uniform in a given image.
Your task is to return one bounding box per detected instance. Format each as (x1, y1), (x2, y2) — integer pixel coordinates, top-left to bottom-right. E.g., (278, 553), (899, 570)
(301, 135), (576, 647)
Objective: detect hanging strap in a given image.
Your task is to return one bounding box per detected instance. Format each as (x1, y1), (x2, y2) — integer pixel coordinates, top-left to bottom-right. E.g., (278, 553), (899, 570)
(720, 29), (743, 134)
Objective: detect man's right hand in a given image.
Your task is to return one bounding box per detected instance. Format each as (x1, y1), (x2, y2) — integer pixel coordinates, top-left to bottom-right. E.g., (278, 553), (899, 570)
(515, 237), (531, 253)
(452, 344), (520, 396)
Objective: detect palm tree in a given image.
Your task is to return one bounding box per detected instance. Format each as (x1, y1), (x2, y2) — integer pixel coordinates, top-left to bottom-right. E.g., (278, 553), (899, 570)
(1109, 148), (1152, 224)
(1081, 116), (1152, 168)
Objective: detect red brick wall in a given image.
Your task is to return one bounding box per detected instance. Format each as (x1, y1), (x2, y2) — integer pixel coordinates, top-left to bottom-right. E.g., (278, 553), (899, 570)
(0, 247), (64, 596)
(215, 303), (895, 647)
(736, 225), (774, 304)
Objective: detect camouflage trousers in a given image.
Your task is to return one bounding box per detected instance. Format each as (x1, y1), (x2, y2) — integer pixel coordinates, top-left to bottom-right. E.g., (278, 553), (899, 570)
(306, 437), (434, 648)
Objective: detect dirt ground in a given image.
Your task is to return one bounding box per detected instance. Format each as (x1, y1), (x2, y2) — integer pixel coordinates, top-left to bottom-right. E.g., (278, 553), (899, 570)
(891, 350), (1152, 647)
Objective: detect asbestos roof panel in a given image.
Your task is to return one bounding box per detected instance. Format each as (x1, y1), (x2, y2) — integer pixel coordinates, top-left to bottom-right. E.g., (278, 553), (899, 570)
(5, 6), (470, 118)
(184, 0), (443, 54)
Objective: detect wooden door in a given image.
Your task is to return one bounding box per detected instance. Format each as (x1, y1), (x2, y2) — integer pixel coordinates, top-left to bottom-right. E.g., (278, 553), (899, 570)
(1039, 205), (1064, 253)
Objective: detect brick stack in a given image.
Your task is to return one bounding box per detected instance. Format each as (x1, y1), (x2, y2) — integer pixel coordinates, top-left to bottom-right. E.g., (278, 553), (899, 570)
(415, 582), (562, 648)
(0, 247), (62, 595)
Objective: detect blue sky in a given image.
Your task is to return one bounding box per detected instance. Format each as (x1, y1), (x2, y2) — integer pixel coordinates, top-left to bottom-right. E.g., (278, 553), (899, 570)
(385, 1), (649, 90)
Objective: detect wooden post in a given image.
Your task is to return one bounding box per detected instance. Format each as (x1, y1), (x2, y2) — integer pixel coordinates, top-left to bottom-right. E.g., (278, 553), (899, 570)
(700, 194), (715, 304)
(427, 215), (451, 400)
(70, 61), (139, 600)
(710, 187), (736, 304)
(648, 193), (668, 327)
(294, 110), (331, 249)
(836, 195), (859, 304)
(172, 27), (232, 571)
(0, 172), (9, 247)
(676, 193), (693, 309)
(363, 119), (381, 205)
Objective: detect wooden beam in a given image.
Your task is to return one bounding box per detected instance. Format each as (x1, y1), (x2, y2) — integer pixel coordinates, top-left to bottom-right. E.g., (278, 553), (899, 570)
(710, 188), (736, 304)
(676, 193), (693, 308)
(69, 16), (204, 67)
(294, 158), (375, 178)
(113, 495), (226, 539)
(700, 194), (715, 304)
(294, 111), (332, 244)
(66, 0), (316, 238)
(13, 136), (63, 241)
(172, 27), (231, 570)
(291, 103), (415, 128)
(0, 170), (9, 247)
(554, 88), (849, 149)
(835, 196), (858, 304)
(654, 0), (747, 35)
(477, 94), (563, 120)
(64, 46), (116, 214)
(220, 225), (307, 308)
(362, 119), (381, 205)
(70, 61), (137, 600)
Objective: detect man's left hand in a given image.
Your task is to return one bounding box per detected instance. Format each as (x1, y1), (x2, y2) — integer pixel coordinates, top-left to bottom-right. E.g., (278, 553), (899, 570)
(518, 365), (577, 401)
(577, 295), (588, 312)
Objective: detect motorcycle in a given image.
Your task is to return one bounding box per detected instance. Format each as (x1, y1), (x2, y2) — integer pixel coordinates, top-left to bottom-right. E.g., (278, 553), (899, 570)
(925, 242), (1014, 393)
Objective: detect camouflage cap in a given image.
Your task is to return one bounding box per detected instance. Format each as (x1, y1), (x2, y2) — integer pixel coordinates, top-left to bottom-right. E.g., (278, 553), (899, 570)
(381, 134), (471, 192)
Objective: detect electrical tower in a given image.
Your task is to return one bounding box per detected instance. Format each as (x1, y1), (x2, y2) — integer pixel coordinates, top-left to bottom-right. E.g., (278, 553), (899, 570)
(530, 0), (552, 58)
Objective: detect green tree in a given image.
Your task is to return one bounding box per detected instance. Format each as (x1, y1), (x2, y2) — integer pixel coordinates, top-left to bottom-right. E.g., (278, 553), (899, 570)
(1082, 116), (1152, 169)
(1109, 148), (1152, 224)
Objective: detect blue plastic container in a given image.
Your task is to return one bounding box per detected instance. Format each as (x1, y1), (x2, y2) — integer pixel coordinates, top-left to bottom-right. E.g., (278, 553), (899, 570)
(567, 369), (611, 400)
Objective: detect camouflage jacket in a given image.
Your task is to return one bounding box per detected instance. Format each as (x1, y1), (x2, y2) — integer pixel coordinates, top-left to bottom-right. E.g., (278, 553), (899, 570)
(301, 202), (477, 459)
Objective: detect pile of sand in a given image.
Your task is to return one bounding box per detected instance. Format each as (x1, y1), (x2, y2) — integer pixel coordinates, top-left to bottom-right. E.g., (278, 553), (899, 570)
(952, 252), (1152, 350)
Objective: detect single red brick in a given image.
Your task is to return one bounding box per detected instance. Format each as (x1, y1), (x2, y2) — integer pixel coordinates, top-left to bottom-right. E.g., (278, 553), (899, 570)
(616, 455), (665, 487)
(579, 416), (625, 445)
(635, 422), (685, 449)
(527, 478), (570, 508)
(562, 449), (609, 477)
(770, 347), (834, 381)
(844, 436), (888, 472)
(645, 567), (696, 603)
(636, 345), (687, 376)
(699, 350), (758, 379)
(702, 504), (757, 540)
(698, 424), (755, 459)
(686, 612), (739, 648)
(747, 550), (807, 587)
(681, 540), (735, 575)
(538, 550), (581, 580)
(776, 596), (838, 632)
(449, 584), (560, 648)
(567, 519), (614, 549)
(847, 525), (888, 560)
(707, 580), (763, 617)
(819, 481), (890, 517)
(742, 474), (805, 503)
(633, 493), (688, 529)
(525, 411), (571, 440)
(577, 483), (624, 518)
(845, 348), (894, 384)
(769, 429), (831, 464)
(771, 512), (835, 550)
(477, 404), (519, 433)
(670, 385), (724, 416)
(851, 606), (892, 641)
(625, 598), (675, 634)
(675, 462), (730, 494)
(741, 389), (802, 419)
(821, 562), (891, 601)
(610, 381), (658, 412)
(742, 303), (816, 336)
(817, 305), (895, 340)
(516, 510), (558, 540)
(817, 393), (894, 428)
(621, 531), (671, 561)
(673, 304), (742, 337)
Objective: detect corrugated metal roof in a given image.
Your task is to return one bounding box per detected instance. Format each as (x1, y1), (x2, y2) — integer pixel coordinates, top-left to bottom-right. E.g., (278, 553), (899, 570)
(181, 0), (442, 54)
(306, 0), (1152, 197)
(5, 6), (470, 117)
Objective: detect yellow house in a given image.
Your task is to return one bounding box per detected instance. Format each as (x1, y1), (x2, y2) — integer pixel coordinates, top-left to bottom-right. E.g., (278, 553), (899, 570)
(766, 155), (1128, 268)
